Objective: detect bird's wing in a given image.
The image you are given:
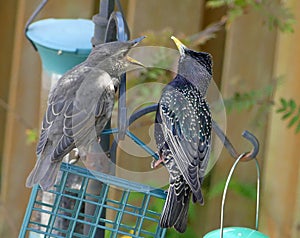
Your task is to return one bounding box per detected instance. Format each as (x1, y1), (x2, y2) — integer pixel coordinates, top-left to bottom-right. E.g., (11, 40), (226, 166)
(64, 69), (115, 153)
(159, 83), (211, 200)
(36, 98), (71, 157)
(36, 63), (91, 157)
(37, 68), (115, 162)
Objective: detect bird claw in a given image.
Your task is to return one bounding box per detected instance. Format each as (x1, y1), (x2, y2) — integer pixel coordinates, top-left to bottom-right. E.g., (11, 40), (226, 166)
(151, 159), (156, 169)
(151, 157), (164, 169)
(69, 148), (80, 164)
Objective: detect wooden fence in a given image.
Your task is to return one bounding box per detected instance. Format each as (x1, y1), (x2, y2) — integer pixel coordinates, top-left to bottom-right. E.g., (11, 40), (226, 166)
(0, 0), (298, 237)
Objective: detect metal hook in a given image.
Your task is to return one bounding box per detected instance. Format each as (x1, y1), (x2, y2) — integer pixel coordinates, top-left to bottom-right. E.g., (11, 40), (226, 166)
(241, 130), (260, 161)
(212, 120), (259, 162)
(24, 0), (48, 51)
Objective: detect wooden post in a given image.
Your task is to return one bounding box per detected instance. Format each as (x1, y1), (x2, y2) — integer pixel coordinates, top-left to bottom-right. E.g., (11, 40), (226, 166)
(127, 0), (203, 37)
(261, 0), (300, 237)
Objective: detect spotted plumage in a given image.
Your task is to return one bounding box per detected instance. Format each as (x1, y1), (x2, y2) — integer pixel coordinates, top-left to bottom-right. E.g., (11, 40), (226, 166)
(154, 36), (212, 233)
(26, 37), (145, 191)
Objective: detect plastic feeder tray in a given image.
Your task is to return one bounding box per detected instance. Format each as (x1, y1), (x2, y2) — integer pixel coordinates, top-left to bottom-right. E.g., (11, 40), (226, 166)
(26, 18), (94, 74)
(19, 163), (167, 238)
(204, 227), (268, 238)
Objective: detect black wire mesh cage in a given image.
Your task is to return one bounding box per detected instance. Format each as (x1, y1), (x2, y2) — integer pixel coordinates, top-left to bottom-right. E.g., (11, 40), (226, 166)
(19, 163), (167, 238)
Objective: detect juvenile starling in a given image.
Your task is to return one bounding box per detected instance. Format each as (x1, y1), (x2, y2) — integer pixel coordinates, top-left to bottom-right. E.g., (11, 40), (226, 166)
(26, 37), (145, 191)
(154, 36), (212, 232)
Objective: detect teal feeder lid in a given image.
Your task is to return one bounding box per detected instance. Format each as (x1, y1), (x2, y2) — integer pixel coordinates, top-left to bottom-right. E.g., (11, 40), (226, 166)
(204, 227), (269, 238)
(26, 18), (94, 74)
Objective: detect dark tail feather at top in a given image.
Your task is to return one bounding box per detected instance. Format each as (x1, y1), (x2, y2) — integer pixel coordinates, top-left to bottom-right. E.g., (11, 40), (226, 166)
(160, 185), (191, 233)
(26, 155), (61, 191)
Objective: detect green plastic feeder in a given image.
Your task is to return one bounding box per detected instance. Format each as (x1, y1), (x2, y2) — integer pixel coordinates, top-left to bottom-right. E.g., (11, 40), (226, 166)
(204, 227), (268, 238)
(26, 18), (94, 74)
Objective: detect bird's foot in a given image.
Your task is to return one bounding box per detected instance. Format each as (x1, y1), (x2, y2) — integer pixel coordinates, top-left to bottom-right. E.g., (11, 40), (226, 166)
(151, 155), (164, 169)
(68, 148), (81, 164)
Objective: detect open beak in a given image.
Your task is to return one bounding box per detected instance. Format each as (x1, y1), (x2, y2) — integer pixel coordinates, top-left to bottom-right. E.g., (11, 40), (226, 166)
(126, 55), (145, 68)
(126, 36), (146, 67)
(130, 36), (146, 47)
(171, 36), (186, 56)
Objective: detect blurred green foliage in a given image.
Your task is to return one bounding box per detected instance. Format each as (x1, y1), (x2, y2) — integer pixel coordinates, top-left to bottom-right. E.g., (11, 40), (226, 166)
(223, 79), (276, 127)
(25, 128), (39, 144)
(207, 178), (257, 201)
(207, 0), (295, 32)
(276, 98), (300, 133)
(223, 76), (300, 133)
(224, 83), (275, 113)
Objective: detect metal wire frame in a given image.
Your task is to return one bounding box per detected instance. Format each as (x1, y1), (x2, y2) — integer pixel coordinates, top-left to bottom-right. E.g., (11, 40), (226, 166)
(219, 153), (261, 238)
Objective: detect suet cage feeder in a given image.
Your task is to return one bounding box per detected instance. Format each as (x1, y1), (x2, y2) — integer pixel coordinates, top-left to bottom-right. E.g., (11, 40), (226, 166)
(19, 163), (167, 238)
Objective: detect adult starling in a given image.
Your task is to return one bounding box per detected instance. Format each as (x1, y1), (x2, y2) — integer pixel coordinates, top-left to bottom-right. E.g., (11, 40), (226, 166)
(26, 37), (145, 191)
(154, 36), (212, 232)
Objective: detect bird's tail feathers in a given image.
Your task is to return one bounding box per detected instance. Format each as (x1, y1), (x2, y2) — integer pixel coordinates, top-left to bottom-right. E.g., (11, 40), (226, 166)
(192, 188), (204, 205)
(26, 155), (61, 191)
(192, 176), (204, 204)
(174, 195), (189, 233)
(160, 185), (190, 233)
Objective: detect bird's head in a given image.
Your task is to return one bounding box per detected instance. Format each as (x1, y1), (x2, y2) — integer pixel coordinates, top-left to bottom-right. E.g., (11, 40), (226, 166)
(171, 36), (213, 95)
(89, 36), (145, 77)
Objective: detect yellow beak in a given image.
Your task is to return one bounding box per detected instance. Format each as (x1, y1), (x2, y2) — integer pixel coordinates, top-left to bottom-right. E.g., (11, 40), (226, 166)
(171, 36), (186, 55)
(126, 55), (145, 68)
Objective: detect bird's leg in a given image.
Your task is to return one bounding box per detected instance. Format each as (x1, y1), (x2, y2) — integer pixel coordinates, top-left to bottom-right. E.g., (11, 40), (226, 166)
(68, 148), (81, 164)
(151, 153), (165, 169)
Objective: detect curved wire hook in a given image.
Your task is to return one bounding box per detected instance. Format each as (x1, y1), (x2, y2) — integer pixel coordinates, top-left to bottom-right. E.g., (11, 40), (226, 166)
(212, 120), (259, 161)
(219, 153), (261, 238)
(241, 130), (259, 161)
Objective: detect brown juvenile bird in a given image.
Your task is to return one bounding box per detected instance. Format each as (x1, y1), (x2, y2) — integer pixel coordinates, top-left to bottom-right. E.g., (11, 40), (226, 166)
(26, 37), (145, 190)
(154, 36), (212, 232)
